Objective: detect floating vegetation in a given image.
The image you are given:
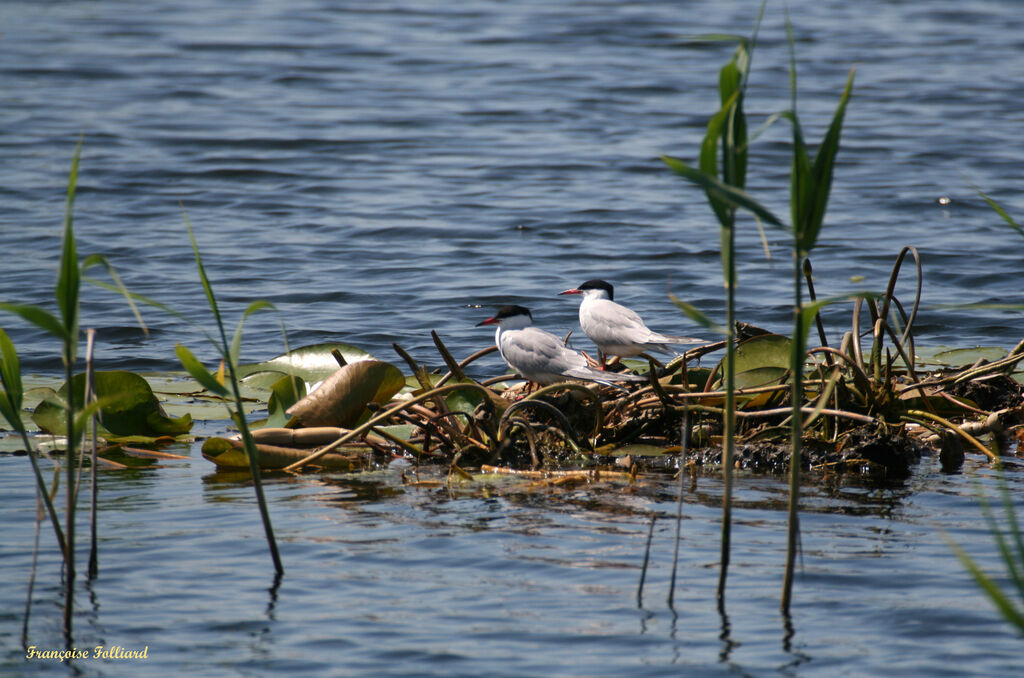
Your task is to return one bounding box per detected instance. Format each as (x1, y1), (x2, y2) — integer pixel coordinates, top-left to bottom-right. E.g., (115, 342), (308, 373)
(177, 248), (1021, 484)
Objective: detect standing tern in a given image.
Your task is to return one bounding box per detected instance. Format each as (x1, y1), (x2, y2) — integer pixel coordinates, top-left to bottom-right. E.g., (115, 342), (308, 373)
(476, 305), (646, 387)
(559, 279), (705, 367)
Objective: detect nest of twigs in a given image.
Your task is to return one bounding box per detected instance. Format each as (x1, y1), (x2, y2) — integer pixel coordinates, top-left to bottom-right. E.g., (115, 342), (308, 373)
(207, 248), (1024, 482)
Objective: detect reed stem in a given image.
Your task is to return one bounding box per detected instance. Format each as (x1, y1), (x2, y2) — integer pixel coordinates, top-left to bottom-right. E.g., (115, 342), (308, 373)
(86, 329), (99, 580)
(782, 251), (804, 614)
(62, 334), (75, 644)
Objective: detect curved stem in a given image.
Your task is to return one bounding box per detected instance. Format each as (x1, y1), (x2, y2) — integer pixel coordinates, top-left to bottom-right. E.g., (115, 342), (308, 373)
(499, 399), (585, 453)
(525, 382), (603, 437)
(436, 346), (499, 388)
(903, 410), (997, 461)
(283, 383), (498, 471)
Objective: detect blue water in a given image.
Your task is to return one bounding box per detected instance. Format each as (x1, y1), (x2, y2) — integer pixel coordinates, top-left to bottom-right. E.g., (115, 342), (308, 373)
(2, 0), (1023, 675)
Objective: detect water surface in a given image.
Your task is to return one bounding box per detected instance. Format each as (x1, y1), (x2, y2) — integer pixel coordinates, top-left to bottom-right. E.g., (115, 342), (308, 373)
(2, 1), (1023, 675)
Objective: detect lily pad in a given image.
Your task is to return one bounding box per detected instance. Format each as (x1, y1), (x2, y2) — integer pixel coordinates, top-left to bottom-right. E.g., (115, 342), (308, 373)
(926, 346), (1011, 367)
(31, 371), (193, 439)
(266, 374), (306, 428)
(443, 378), (495, 415)
(404, 371), (440, 395)
(733, 334), (791, 372)
(236, 343), (376, 383)
(286, 360), (405, 428)
(240, 369), (294, 391)
(710, 334), (791, 389)
(734, 366), (790, 390)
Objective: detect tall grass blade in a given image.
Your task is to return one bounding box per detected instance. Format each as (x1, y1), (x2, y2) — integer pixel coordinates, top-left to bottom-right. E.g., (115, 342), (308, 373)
(949, 476), (1024, 633)
(57, 140), (83, 364)
(662, 156), (783, 228)
(81, 254), (149, 336)
(983, 476), (1024, 597)
(183, 210), (222, 325)
(0, 330), (67, 559)
(977, 190), (1023, 237)
(22, 489), (44, 650)
(85, 329), (99, 579)
(176, 344), (230, 397)
(57, 142), (83, 644)
(782, 246), (805, 615)
(669, 294), (729, 335)
(0, 303), (68, 341)
(230, 301), (276, 367)
(183, 217), (283, 575)
(780, 15), (855, 614)
(0, 328), (23, 414)
(663, 7), (766, 608)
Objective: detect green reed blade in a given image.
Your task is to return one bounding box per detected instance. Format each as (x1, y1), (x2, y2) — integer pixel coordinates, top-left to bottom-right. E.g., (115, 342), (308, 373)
(181, 210), (283, 575)
(81, 254), (149, 337)
(802, 70), (855, 254)
(230, 300), (276, 367)
(662, 156), (783, 228)
(0, 303), (68, 341)
(0, 329), (23, 414)
(175, 343), (230, 397)
(976, 188), (1023, 238)
(56, 140), (83, 359)
(950, 539), (1024, 631)
(669, 294), (728, 335)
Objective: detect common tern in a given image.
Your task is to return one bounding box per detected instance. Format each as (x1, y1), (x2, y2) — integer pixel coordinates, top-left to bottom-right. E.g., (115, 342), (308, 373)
(560, 279), (705, 367)
(476, 305), (646, 387)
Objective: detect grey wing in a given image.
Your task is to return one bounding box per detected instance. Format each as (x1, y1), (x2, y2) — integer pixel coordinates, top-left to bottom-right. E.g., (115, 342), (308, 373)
(583, 299), (658, 346)
(504, 327), (588, 377)
(647, 331), (706, 345)
(562, 366), (648, 384)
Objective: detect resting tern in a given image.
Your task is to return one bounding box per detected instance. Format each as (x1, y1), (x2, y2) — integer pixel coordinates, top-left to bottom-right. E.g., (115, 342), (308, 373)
(476, 305), (646, 387)
(560, 279), (705, 367)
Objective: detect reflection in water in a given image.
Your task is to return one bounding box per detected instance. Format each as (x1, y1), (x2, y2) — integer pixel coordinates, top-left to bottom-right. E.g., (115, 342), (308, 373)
(717, 600), (739, 665)
(266, 571), (283, 622)
(635, 515), (656, 608)
(780, 611), (812, 671)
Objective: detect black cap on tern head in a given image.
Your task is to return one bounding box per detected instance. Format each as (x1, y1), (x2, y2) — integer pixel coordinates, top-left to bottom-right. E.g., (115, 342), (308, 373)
(559, 279), (615, 300)
(578, 279), (614, 300)
(477, 304), (533, 326)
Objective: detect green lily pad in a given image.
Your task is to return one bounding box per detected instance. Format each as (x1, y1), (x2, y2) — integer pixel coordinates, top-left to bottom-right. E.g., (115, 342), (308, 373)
(405, 372), (440, 394)
(926, 346), (1011, 367)
(734, 334), (791, 372)
(31, 371), (192, 439)
(734, 366), (789, 390)
(711, 334), (791, 389)
(239, 369), (293, 391)
(286, 359), (405, 428)
(266, 374), (306, 428)
(444, 378), (489, 414)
